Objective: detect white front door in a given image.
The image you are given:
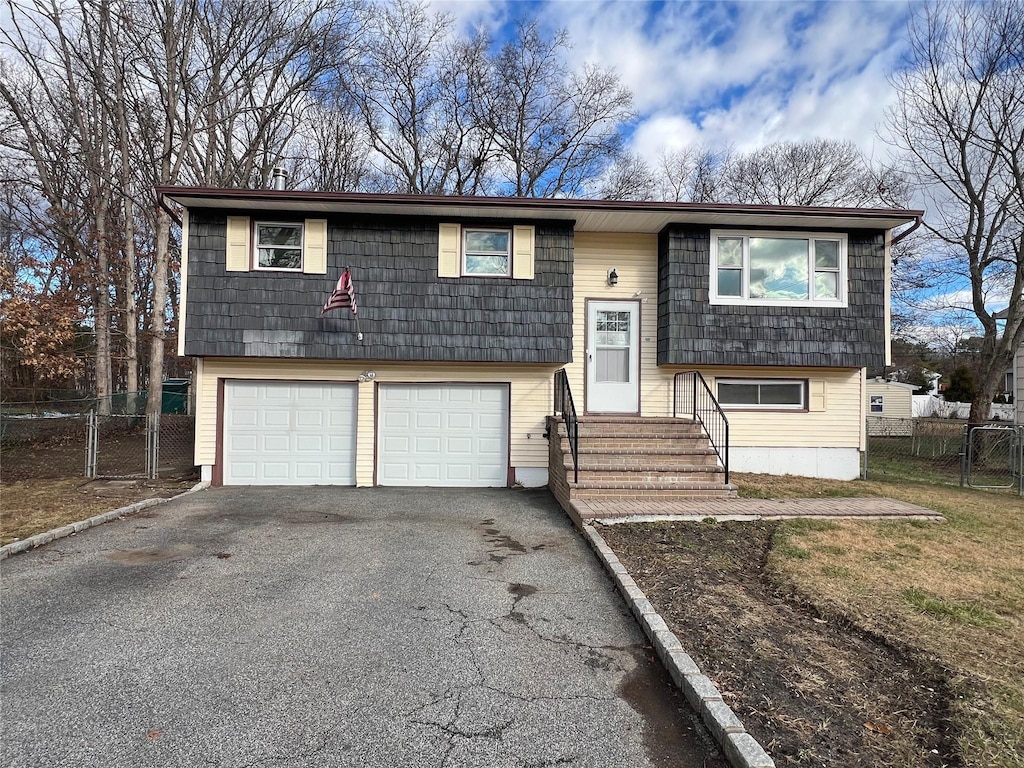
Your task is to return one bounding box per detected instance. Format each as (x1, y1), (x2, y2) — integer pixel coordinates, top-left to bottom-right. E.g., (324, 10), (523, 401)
(586, 301), (640, 413)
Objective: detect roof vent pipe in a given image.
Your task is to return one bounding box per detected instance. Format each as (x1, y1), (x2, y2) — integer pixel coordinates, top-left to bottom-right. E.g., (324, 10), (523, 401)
(271, 167), (288, 191)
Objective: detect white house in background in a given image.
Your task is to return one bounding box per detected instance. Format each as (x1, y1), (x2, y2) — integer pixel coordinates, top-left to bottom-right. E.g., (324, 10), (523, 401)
(865, 378), (916, 418)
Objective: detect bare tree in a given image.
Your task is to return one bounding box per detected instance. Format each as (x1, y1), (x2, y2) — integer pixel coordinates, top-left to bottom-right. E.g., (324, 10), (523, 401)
(596, 152), (656, 201)
(718, 139), (885, 207)
(885, 0), (1024, 422)
(343, 0), (465, 194)
(477, 21), (634, 198)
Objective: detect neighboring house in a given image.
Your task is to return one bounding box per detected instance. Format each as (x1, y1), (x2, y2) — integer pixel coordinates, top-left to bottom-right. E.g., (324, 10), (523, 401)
(160, 187), (919, 488)
(865, 378), (916, 418)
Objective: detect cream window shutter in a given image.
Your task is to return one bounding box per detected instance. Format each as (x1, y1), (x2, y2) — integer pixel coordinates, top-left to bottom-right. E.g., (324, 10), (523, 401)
(438, 223), (461, 277)
(226, 216), (251, 272)
(809, 380), (827, 411)
(303, 219), (328, 274)
(512, 225), (535, 280)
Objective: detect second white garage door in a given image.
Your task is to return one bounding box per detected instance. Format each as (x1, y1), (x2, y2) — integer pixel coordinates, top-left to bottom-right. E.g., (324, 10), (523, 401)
(378, 384), (509, 487)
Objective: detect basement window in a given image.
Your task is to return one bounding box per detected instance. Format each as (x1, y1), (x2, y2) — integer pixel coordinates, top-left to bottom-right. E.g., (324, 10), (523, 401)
(717, 379), (806, 410)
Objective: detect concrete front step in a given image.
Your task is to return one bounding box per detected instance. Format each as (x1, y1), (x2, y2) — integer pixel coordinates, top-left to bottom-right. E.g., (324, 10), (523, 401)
(570, 485), (738, 500)
(568, 425), (705, 438)
(574, 469), (726, 484)
(561, 437), (713, 452)
(565, 450), (720, 465)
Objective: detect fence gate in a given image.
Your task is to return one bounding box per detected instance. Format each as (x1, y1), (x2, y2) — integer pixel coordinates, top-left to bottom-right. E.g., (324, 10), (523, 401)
(86, 412), (159, 480)
(961, 424), (1024, 496)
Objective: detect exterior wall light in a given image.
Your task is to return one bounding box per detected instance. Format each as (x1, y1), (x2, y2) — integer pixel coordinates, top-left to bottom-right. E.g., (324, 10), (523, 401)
(358, 371), (376, 383)
(607, 268), (619, 286)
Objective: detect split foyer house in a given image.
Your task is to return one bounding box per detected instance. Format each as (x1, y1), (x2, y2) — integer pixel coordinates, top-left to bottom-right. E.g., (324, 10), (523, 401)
(160, 187), (920, 492)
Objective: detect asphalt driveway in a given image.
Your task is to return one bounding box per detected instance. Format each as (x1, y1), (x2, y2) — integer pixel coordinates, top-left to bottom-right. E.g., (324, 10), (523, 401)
(1, 487), (722, 767)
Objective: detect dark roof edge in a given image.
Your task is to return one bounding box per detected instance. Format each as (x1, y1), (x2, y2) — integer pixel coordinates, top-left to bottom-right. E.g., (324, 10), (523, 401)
(156, 186), (924, 221)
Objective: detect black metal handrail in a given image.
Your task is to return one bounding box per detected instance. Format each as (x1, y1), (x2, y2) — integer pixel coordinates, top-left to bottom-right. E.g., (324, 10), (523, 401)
(553, 368), (580, 484)
(673, 371), (730, 484)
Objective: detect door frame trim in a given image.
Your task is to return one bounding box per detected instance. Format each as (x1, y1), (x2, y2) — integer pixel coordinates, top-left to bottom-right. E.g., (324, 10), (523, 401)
(583, 298), (642, 416)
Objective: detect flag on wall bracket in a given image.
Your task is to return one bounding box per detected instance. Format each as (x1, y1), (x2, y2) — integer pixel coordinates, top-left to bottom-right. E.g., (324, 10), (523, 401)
(321, 267), (362, 340)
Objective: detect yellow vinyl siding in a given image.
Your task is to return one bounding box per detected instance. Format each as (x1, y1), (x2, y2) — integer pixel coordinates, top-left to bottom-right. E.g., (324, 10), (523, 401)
(864, 379), (914, 419)
(703, 367), (863, 448)
(195, 359), (558, 485)
(569, 232), (667, 416)
(571, 231), (862, 449)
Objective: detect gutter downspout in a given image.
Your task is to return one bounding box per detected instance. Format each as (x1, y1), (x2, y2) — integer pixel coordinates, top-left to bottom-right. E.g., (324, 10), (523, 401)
(890, 214), (922, 247)
(156, 191), (183, 228)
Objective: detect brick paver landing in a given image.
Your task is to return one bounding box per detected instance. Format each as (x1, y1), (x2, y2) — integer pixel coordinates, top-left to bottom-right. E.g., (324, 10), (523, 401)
(575, 496), (943, 523)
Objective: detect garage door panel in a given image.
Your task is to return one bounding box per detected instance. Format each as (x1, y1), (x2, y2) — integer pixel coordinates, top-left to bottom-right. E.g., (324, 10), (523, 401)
(446, 437), (472, 454)
(446, 413), (473, 429)
(224, 381), (356, 486)
(378, 384), (508, 487)
(415, 412), (442, 429)
(263, 434), (289, 452)
(382, 412), (410, 429)
(230, 409), (259, 428)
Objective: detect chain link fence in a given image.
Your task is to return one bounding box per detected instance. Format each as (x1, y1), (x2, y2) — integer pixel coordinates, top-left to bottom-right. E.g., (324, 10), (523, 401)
(1, 411), (195, 483)
(863, 417), (965, 485)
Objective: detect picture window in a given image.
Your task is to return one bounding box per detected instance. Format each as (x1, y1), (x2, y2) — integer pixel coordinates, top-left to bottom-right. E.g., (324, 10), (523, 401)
(711, 231), (847, 307)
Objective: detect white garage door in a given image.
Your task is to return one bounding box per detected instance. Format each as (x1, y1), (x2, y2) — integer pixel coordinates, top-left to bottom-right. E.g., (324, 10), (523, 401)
(378, 384), (508, 487)
(223, 381), (357, 485)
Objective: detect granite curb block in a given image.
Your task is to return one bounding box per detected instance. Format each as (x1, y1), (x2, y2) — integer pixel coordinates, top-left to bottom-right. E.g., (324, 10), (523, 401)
(0, 481), (211, 561)
(581, 522), (776, 768)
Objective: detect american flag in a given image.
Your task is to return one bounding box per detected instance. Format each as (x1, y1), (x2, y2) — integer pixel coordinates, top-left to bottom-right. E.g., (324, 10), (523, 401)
(321, 268), (357, 317)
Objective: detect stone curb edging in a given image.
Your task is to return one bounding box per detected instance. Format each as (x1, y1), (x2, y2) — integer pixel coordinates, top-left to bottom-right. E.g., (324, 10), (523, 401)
(581, 522), (776, 768)
(0, 481), (211, 561)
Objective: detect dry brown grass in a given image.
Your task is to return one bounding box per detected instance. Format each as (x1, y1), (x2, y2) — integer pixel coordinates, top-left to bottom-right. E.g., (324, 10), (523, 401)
(737, 473), (1024, 767)
(0, 478), (187, 545)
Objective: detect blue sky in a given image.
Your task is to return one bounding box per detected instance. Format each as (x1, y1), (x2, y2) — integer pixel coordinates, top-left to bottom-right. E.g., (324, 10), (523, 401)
(434, 0), (1012, 329)
(434, 0), (913, 163)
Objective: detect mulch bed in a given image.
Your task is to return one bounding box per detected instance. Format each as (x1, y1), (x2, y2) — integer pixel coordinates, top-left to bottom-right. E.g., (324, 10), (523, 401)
(599, 520), (959, 768)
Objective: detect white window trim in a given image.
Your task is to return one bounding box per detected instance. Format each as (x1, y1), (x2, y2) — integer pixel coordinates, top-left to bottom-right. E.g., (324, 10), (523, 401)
(462, 227), (512, 277)
(710, 230), (848, 308)
(254, 221), (305, 272)
(870, 395), (884, 413)
(717, 378), (807, 410)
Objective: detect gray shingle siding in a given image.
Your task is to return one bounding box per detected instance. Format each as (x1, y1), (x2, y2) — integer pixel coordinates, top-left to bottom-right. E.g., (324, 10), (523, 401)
(657, 225), (886, 368)
(184, 212), (574, 362)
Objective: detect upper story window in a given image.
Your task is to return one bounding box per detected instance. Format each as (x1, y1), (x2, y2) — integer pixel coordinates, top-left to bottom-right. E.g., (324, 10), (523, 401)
(255, 222), (304, 270)
(711, 231), (847, 307)
(437, 223), (535, 280)
(463, 228), (511, 276)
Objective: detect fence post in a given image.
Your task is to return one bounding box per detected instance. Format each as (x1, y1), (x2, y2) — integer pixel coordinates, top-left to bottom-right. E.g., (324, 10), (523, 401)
(85, 410), (97, 479)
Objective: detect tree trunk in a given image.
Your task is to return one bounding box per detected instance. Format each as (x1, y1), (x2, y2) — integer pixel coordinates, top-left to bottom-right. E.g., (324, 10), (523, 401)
(123, 195), (140, 412)
(94, 196), (113, 415)
(146, 207), (170, 417)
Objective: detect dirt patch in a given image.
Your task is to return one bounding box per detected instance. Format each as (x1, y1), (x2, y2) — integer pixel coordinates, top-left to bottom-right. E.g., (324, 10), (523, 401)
(600, 520), (958, 767)
(0, 477), (194, 546)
